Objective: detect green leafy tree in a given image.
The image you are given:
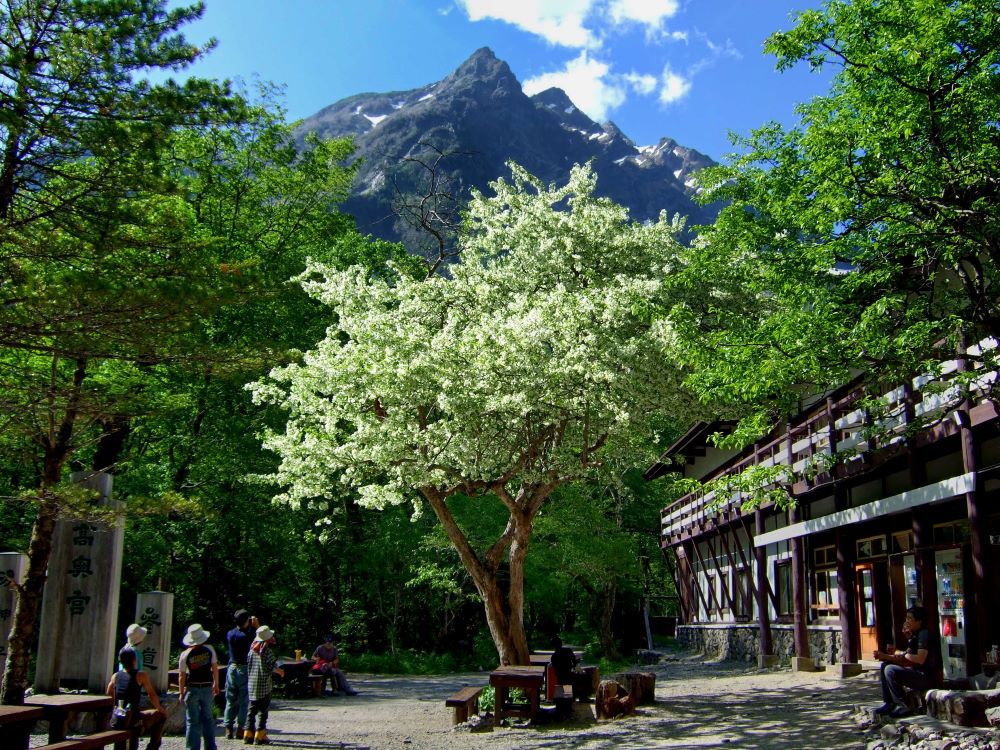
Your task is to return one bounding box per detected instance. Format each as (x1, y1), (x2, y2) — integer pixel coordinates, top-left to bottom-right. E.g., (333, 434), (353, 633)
(250, 163), (696, 664)
(0, 0), (248, 703)
(664, 0), (1000, 448)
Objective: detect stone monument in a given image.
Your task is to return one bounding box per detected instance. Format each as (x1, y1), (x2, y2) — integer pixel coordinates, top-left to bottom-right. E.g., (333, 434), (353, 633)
(135, 591), (174, 693)
(34, 471), (125, 693)
(0, 551), (28, 671)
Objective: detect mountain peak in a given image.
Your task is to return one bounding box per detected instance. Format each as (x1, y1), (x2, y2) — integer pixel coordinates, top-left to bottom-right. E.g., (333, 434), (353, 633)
(450, 46), (513, 82)
(296, 48), (719, 245)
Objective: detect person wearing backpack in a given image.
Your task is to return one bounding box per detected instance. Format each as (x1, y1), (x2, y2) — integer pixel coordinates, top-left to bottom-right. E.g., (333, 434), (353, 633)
(106, 647), (166, 750)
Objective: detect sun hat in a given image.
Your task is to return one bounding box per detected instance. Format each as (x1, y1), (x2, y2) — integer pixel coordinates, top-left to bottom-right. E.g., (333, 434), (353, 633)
(254, 624), (275, 642)
(182, 623), (210, 646)
(125, 623), (147, 645)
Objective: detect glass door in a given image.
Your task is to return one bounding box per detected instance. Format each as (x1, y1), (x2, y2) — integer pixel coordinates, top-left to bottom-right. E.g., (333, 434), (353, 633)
(856, 563), (879, 658)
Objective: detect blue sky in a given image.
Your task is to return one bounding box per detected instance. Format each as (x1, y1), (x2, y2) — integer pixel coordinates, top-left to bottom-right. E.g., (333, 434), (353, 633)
(175, 0), (832, 161)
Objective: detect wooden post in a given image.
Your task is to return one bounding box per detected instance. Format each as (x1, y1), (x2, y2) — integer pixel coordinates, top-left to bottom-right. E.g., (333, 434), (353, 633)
(789, 501), (812, 664)
(704, 532), (736, 613)
(956, 345), (987, 674)
(754, 509), (774, 661)
(690, 537), (721, 617)
(834, 484), (859, 663)
(683, 539), (711, 621)
(664, 546), (689, 624)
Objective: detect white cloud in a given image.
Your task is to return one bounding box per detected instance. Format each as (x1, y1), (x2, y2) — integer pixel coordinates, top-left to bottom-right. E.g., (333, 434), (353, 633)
(523, 52), (625, 121)
(456, 0), (684, 48)
(608, 0), (679, 26)
(457, 0), (599, 49)
(658, 65), (692, 104)
(623, 71), (657, 95)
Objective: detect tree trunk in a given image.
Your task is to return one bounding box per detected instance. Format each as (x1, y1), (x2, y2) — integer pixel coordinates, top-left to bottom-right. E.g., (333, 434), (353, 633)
(597, 580), (621, 660)
(0, 458), (63, 704)
(420, 487), (533, 665)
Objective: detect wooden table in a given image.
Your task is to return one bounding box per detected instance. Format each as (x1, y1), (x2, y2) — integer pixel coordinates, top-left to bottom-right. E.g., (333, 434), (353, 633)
(26, 693), (113, 743)
(275, 658), (316, 697)
(0, 705), (44, 750)
(489, 665), (545, 726)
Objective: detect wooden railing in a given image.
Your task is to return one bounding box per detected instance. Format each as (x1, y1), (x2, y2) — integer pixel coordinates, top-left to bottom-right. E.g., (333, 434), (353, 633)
(660, 338), (998, 541)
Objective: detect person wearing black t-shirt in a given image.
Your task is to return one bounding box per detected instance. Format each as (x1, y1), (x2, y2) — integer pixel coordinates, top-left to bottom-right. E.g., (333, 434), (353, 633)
(873, 606), (935, 718)
(178, 623), (220, 750)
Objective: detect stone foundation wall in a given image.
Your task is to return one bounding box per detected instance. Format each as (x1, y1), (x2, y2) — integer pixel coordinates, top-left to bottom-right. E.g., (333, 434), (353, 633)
(677, 623), (844, 665)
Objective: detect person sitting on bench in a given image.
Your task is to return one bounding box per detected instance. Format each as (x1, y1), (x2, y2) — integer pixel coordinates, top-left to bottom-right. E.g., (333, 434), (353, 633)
(549, 636), (592, 700)
(107, 647), (167, 750)
(873, 605), (935, 718)
(311, 633), (357, 695)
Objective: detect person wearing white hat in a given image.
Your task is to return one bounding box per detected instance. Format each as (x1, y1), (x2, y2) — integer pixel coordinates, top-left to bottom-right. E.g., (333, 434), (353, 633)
(119, 623), (148, 672)
(177, 623), (219, 750)
(244, 625), (283, 746)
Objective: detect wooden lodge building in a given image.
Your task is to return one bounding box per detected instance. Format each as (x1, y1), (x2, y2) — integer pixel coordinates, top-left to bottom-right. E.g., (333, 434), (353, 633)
(646, 343), (1000, 678)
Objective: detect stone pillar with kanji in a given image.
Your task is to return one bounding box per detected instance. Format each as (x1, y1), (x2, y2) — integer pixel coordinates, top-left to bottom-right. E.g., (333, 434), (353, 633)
(0, 552), (29, 671)
(135, 591), (173, 693)
(34, 471), (125, 692)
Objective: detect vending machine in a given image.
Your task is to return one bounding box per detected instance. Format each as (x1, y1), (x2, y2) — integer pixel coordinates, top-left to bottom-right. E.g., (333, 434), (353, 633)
(935, 548), (967, 680)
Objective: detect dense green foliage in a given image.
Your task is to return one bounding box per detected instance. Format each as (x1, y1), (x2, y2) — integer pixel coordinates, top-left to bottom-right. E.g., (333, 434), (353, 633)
(662, 0), (1000, 449)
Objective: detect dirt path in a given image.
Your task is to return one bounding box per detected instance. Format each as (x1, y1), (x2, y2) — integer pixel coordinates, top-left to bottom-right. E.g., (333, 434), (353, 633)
(50, 658), (884, 749)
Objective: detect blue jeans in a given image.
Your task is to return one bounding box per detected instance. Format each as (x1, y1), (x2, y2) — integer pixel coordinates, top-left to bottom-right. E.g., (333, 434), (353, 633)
(184, 684), (217, 750)
(880, 662), (932, 706)
(223, 665), (249, 730)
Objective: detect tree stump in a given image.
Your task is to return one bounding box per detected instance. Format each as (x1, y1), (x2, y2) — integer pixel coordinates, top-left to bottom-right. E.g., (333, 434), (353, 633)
(595, 680), (636, 719)
(611, 672), (656, 705)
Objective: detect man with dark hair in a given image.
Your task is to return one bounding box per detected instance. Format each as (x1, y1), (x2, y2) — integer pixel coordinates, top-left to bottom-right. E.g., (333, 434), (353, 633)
(311, 633), (357, 695)
(224, 610), (257, 739)
(108, 647), (166, 750)
(873, 605), (935, 718)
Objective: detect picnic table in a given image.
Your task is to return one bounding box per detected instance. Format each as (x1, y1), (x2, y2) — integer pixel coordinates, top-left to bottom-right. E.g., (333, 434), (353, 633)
(0, 704), (44, 750)
(490, 665), (545, 726)
(275, 658), (316, 697)
(26, 693), (113, 744)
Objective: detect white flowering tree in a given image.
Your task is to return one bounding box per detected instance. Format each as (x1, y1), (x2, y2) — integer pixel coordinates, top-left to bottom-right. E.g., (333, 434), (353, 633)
(250, 163), (693, 664)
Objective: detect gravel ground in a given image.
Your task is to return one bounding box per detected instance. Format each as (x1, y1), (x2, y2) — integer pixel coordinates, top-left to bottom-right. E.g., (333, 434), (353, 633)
(32, 657), (886, 750)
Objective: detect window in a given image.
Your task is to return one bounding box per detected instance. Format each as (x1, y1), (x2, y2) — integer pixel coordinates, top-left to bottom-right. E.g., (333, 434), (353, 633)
(814, 545), (837, 566)
(812, 568), (839, 617)
(775, 560), (793, 617)
(705, 573), (718, 619)
(733, 567), (752, 619)
(933, 521), (970, 546)
(891, 531), (914, 554)
(856, 535), (887, 560)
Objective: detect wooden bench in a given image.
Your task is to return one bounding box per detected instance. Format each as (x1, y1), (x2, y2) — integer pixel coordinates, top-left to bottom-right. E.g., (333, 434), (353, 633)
(551, 684), (575, 718)
(309, 673), (328, 697)
(445, 686), (483, 725)
(38, 729), (132, 750)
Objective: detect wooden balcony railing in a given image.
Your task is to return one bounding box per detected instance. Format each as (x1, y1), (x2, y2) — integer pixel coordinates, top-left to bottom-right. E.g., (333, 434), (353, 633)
(659, 338), (998, 542)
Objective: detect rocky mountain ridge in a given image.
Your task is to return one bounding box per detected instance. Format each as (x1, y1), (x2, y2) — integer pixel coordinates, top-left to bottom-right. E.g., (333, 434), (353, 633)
(298, 47), (719, 245)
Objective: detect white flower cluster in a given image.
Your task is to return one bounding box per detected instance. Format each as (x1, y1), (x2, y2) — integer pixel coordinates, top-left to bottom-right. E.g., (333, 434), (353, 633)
(248, 162), (696, 508)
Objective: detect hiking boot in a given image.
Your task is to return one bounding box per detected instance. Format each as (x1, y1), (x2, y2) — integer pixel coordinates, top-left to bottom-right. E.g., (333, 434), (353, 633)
(225, 726), (235, 740)
(889, 704), (912, 718)
(254, 729), (269, 745)
(872, 702), (894, 715)
(243, 729), (255, 745)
